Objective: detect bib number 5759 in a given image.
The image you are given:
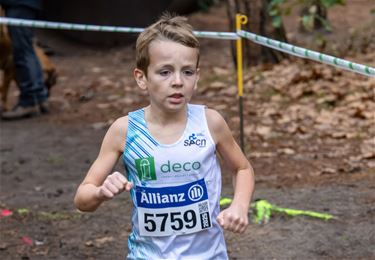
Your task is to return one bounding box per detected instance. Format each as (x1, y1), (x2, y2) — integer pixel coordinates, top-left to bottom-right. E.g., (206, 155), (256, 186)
(144, 210), (197, 232)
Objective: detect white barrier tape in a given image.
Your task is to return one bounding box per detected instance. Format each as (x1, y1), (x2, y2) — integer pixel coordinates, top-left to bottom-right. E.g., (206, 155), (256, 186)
(0, 17), (238, 40)
(1, 17), (373, 77)
(194, 31), (238, 40)
(238, 30), (375, 78)
(0, 17), (144, 33)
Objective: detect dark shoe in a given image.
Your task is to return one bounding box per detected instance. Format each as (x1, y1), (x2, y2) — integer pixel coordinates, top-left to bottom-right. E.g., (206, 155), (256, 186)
(1, 105), (40, 120)
(39, 101), (50, 114)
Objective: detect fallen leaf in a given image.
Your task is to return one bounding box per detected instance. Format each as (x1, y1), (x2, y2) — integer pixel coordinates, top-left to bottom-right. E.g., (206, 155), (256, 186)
(321, 167), (336, 175)
(0, 242), (8, 250)
(209, 81), (226, 89)
(244, 125), (255, 135)
(118, 97), (136, 105)
(21, 236), (33, 246)
(0, 209), (12, 218)
(256, 126), (272, 139)
(360, 138), (375, 159)
(278, 148), (296, 155)
(17, 208), (29, 215)
(106, 94), (121, 101)
(85, 241), (94, 247)
(91, 67), (102, 73)
(91, 122), (108, 130)
(214, 104), (228, 111)
(94, 236), (114, 246)
(249, 152), (276, 158)
(96, 103), (111, 109)
(220, 86), (237, 96)
(212, 67), (230, 76)
(331, 132), (348, 139)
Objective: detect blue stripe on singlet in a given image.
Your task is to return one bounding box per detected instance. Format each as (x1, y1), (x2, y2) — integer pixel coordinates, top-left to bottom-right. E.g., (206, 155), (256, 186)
(128, 121), (156, 150)
(131, 112), (158, 146)
(127, 140), (144, 158)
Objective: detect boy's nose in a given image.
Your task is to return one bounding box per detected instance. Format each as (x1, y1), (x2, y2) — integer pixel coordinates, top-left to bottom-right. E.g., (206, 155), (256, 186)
(172, 73), (183, 86)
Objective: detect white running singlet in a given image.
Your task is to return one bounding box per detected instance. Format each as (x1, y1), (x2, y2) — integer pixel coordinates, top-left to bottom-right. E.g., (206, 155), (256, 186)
(123, 104), (228, 260)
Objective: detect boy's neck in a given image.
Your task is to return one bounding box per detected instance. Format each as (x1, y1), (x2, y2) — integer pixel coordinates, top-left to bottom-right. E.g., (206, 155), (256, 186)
(145, 105), (187, 126)
(144, 105), (188, 144)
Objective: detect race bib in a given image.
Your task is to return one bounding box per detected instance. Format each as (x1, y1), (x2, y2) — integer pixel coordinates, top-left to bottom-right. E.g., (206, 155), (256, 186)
(135, 179), (212, 237)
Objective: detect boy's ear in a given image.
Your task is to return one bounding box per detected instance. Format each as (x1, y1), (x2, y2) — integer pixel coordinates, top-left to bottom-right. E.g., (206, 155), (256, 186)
(134, 68), (147, 90)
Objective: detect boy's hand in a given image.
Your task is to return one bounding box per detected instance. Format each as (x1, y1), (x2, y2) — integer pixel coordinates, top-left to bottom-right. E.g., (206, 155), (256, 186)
(97, 171), (133, 200)
(217, 204), (249, 233)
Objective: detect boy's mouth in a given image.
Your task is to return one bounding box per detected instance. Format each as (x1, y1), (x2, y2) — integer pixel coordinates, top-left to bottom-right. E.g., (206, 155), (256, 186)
(169, 93), (184, 98)
(168, 93), (184, 103)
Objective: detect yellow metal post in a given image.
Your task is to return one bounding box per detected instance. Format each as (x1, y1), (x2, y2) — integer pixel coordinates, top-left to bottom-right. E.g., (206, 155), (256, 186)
(236, 14), (247, 97)
(235, 14), (248, 152)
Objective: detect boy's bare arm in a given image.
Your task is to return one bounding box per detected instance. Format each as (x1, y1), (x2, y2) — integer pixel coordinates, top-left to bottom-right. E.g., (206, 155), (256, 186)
(206, 109), (255, 233)
(74, 117), (132, 212)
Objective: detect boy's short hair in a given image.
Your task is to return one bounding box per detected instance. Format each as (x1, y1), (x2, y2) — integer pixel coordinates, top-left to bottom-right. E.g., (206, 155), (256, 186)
(136, 13), (200, 75)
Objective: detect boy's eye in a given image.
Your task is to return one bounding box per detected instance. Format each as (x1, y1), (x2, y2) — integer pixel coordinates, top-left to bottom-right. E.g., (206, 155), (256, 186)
(159, 70), (171, 76)
(183, 70), (195, 76)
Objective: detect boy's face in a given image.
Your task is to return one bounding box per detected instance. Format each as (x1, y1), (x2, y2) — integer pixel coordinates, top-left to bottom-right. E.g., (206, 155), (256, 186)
(134, 39), (199, 112)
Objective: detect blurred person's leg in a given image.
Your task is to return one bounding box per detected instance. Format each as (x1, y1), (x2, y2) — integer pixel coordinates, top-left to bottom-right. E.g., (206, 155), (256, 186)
(2, 5), (48, 119)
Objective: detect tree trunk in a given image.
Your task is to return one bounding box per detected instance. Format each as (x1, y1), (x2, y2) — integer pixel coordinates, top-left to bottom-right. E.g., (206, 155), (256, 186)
(226, 0), (287, 66)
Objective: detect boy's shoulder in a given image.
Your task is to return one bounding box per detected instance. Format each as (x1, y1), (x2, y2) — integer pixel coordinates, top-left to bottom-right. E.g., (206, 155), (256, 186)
(113, 115), (129, 125)
(108, 115), (129, 135)
(204, 107), (227, 138)
(204, 107), (225, 126)
(189, 104), (224, 126)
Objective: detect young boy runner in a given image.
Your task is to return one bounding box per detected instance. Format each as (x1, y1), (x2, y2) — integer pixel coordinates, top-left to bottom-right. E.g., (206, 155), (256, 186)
(74, 13), (255, 259)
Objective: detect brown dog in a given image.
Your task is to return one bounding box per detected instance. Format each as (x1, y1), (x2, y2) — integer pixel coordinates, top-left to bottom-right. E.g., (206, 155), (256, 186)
(0, 7), (57, 111)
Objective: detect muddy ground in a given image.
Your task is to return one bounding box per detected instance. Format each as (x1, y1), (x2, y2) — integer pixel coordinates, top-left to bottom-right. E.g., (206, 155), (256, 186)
(1, 1), (375, 259)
